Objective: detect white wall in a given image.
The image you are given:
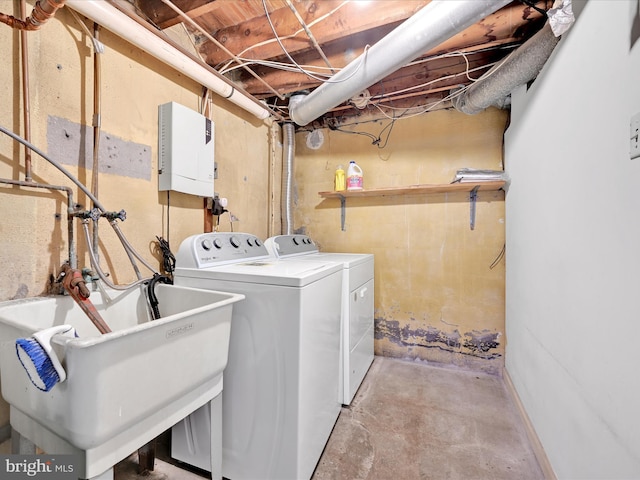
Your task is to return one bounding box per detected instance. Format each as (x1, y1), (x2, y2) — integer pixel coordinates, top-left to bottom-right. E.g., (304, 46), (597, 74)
(505, 1), (640, 478)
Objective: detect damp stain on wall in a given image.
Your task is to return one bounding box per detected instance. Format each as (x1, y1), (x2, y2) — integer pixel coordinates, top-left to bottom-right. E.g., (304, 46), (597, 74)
(375, 318), (501, 360)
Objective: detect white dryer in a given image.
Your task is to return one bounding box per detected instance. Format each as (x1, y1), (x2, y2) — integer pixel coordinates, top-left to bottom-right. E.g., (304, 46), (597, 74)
(264, 234), (374, 405)
(171, 232), (342, 480)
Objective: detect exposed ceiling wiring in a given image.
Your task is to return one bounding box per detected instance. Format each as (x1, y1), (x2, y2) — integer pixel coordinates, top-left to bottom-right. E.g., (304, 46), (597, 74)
(271, 46), (500, 120)
(285, 0), (335, 74)
(314, 30), (535, 142)
(160, 0), (285, 100)
(322, 81), (476, 148)
(221, 57), (337, 77)
(262, 0), (371, 85)
(217, 1), (349, 73)
(371, 60), (499, 102)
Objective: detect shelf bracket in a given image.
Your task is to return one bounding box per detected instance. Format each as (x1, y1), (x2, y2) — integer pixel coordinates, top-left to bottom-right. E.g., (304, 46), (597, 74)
(469, 185), (480, 230)
(339, 195), (346, 231)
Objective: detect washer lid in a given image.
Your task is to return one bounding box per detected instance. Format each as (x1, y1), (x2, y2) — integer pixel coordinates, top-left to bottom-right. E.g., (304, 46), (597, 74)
(175, 258), (342, 287)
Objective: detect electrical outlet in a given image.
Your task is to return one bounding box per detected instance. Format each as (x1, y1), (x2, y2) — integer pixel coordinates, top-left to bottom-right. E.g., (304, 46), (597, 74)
(631, 112), (640, 160)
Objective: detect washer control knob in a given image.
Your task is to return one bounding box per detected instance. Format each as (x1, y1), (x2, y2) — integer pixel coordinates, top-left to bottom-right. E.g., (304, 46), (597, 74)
(255, 238), (262, 247)
(213, 238), (223, 249)
(293, 237), (300, 245)
(230, 236), (241, 248)
(247, 238), (254, 247)
(201, 239), (212, 251)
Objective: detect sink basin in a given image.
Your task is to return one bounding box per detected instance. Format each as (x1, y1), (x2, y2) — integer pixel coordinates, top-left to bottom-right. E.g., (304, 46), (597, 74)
(0, 283), (243, 478)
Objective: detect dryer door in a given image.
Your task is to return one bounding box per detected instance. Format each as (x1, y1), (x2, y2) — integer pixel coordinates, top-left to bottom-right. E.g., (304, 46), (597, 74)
(347, 279), (374, 403)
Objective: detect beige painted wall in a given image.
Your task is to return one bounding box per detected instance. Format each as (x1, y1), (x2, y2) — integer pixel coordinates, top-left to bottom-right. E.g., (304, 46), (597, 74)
(0, 0), (505, 437)
(0, 2), (276, 429)
(294, 108), (507, 374)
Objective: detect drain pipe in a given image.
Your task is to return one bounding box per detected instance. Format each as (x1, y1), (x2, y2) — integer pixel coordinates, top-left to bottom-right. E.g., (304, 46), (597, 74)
(65, 0), (273, 121)
(288, 0), (512, 126)
(451, 22), (560, 115)
(281, 123), (295, 235)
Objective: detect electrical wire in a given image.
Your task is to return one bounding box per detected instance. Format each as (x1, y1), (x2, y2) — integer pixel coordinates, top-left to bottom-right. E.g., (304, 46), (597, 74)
(328, 115), (397, 149)
(520, 0), (548, 17)
(218, 1), (349, 73)
(155, 235), (175, 277)
(325, 81), (473, 147)
(489, 244), (506, 269)
(371, 60), (499, 102)
(261, 0), (370, 84)
(221, 57), (337, 77)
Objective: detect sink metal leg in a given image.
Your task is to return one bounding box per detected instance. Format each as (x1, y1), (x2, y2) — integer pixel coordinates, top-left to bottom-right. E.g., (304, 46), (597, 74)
(210, 395), (222, 480)
(137, 437), (156, 474)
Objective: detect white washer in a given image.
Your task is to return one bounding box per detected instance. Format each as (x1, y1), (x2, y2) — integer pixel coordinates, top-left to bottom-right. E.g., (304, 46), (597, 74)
(264, 234), (374, 405)
(171, 232), (342, 480)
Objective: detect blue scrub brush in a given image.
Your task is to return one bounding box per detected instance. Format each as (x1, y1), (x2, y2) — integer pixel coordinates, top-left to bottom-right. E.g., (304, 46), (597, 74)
(15, 325), (77, 392)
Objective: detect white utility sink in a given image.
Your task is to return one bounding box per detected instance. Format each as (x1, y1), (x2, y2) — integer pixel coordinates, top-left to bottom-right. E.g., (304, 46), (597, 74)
(0, 283), (243, 479)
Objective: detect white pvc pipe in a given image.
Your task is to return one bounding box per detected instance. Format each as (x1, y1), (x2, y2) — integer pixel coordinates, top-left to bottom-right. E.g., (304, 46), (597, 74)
(289, 0), (512, 126)
(65, 0), (271, 120)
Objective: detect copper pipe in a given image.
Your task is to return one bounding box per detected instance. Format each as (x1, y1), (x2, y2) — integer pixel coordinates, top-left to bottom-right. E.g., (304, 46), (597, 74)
(92, 23), (101, 261)
(20, 0), (32, 181)
(204, 197), (213, 233)
(0, 0), (66, 31)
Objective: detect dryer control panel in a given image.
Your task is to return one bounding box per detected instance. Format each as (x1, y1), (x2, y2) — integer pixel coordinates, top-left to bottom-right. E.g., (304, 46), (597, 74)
(176, 232), (270, 268)
(264, 235), (319, 258)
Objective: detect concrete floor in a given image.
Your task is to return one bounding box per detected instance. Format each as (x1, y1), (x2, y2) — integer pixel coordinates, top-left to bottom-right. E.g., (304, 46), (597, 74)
(312, 356), (544, 480)
(1, 356), (544, 479)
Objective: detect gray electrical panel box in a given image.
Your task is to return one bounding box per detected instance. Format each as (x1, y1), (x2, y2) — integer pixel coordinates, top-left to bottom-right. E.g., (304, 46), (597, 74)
(158, 102), (214, 197)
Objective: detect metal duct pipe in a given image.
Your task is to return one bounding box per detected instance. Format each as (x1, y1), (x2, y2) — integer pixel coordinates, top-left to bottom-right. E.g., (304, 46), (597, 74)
(288, 0), (511, 126)
(451, 22), (560, 115)
(281, 123), (295, 235)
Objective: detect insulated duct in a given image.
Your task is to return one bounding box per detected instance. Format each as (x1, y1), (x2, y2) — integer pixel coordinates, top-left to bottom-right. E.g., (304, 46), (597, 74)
(281, 123), (295, 235)
(288, 0), (512, 126)
(451, 22), (560, 115)
(65, 0), (272, 120)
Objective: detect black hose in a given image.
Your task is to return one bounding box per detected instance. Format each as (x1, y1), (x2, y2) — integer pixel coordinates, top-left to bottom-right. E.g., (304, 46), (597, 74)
(146, 273), (173, 320)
